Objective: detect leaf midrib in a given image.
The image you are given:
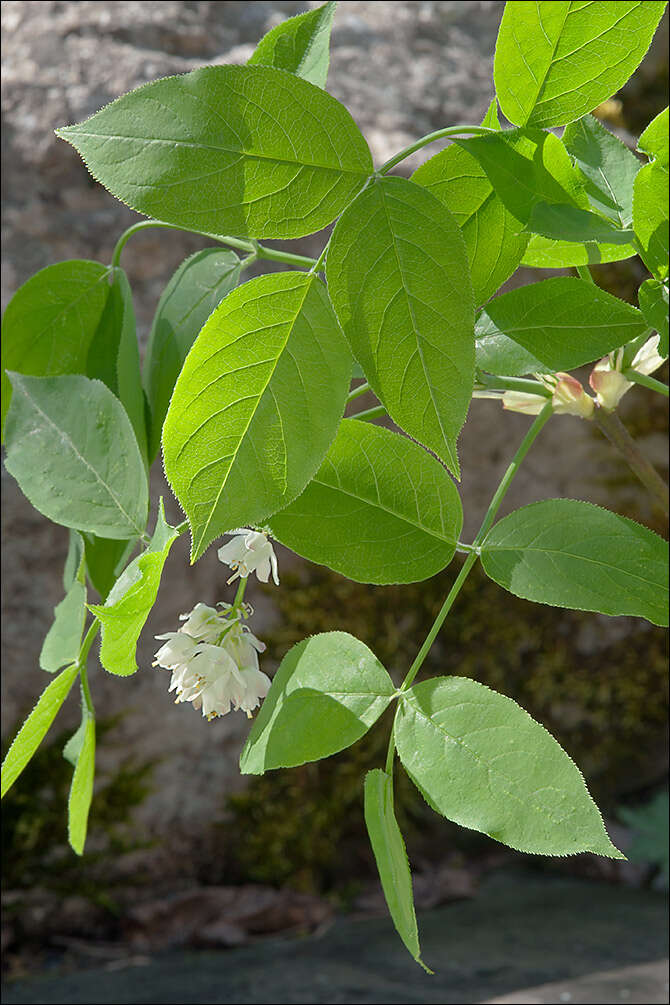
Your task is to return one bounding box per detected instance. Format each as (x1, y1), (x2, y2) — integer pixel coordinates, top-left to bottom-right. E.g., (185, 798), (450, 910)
(192, 275), (314, 557)
(61, 129), (369, 178)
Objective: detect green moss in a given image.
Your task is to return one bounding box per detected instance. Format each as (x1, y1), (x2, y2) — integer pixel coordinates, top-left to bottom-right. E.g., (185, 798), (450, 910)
(226, 562), (667, 893)
(1, 716), (155, 902)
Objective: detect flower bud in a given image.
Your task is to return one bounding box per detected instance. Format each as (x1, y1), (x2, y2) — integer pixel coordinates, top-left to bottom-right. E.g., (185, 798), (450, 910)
(551, 373), (594, 419)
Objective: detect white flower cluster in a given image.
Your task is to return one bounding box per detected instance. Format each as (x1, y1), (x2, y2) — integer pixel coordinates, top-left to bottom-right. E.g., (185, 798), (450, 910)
(154, 530), (280, 721)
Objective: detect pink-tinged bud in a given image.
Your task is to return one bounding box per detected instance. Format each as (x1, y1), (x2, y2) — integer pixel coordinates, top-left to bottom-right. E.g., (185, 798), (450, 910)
(501, 390), (547, 414)
(551, 373), (594, 419)
(589, 358), (631, 411)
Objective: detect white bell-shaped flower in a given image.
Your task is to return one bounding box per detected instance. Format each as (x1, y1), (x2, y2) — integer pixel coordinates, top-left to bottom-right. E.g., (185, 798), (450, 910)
(153, 631), (201, 670)
(178, 602), (224, 643)
(154, 607), (271, 720)
(590, 335), (665, 411)
(217, 529), (279, 585)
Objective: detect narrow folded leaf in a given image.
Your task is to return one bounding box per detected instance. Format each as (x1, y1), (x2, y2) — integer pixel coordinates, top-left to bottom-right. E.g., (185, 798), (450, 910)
(143, 249), (241, 462)
(638, 279), (669, 357)
(522, 232), (638, 269)
(411, 144), (528, 304)
(1, 260), (111, 437)
(455, 128), (589, 228)
(638, 106), (669, 169)
(56, 65), (372, 240)
(240, 632), (395, 774)
(494, 1), (667, 128)
(4, 373), (148, 540)
(87, 268), (147, 461)
(1, 663), (80, 798)
(480, 500), (669, 626)
(64, 531), (85, 592)
(89, 501), (179, 676)
(326, 176), (475, 476)
(395, 676), (623, 857)
(633, 162), (670, 280)
(475, 278), (647, 377)
(68, 714), (96, 855)
(163, 272), (351, 562)
(83, 535), (138, 601)
(563, 114), (641, 227)
(525, 204), (635, 245)
(364, 769), (430, 973)
(248, 1), (337, 89)
(40, 560), (87, 674)
(269, 419), (462, 584)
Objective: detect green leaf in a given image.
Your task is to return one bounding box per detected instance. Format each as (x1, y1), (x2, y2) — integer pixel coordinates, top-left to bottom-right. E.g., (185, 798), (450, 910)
(326, 176), (475, 477)
(163, 272), (351, 562)
(83, 535), (138, 601)
(563, 114), (641, 227)
(63, 717), (87, 768)
(56, 65), (372, 240)
(494, 1), (667, 129)
(364, 769), (431, 973)
(525, 203), (635, 245)
(638, 279), (669, 357)
(40, 564), (87, 674)
(480, 99), (501, 130)
(456, 128), (589, 227)
(269, 419), (462, 584)
(87, 268), (147, 462)
(395, 676), (623, 857)
(638, 106), (669, 169)
(411, 144), (528, 304)
(1, 663), (80, 798)
(64, 531), (85, 592)
(522, 232), (638, 269)
(1, 260), (111, 438)
(480, 499), (669, 626)
(240, 632), (395, 774)
(4, 373), (148, 540)
(475, 277), (648, 377)
(89, 500), (178, 676)
(633, 162), (669, 280)
(248, 1), (337, 89)
(67, 714), (95, 855)
(143, 249), (241, 463)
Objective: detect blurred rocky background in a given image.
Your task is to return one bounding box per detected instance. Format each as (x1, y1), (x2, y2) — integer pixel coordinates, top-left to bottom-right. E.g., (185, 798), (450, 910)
(2, 0), (668, 968)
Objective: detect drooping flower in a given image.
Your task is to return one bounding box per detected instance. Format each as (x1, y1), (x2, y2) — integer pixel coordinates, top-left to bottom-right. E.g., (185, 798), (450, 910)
(502, 373), (594, 419)
(154, 605), (270, 720)
(178, 602), (226, 643)
(589, 335), (665, 411)
(217, 529), (279, 585)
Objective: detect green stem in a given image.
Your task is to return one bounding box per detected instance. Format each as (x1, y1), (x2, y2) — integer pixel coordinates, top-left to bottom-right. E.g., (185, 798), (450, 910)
(252, 242), (318, 270)
(351, 404), (387, 422)
(400, 401), (553, 694)
(379, 124), (497, 175)
(593, 407), (669, 514)
(384, 403), (553, 773)
(475, 373), (553, 398)
(347, 381), (371, 403)
(310, 239), (330, 274)
(77, 619), (100, 715)
(575, 264), (595, 284)
(621, 368), (669, 398)
(110, 220), (317, 271)
(175, 520), (189, 536)
(232, 577), (248, 610)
